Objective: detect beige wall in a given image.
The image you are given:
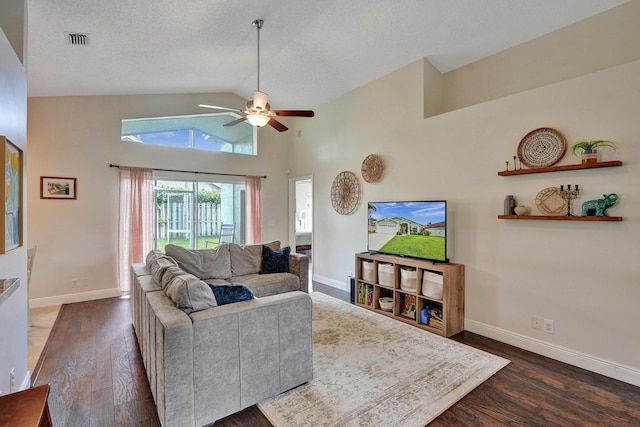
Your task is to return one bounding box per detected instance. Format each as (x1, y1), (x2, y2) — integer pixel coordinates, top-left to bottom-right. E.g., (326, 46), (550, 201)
(27, 92), (290, 304)
(438, 0), (640, 115)
(290, 57), (640, 385)
(0, 12), (29, 393)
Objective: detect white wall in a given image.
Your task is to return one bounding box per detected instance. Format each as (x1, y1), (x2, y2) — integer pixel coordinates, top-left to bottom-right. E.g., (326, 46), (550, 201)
(27, 92), (290, 304)
(0, 11), (29, 394)
(289, 58), (640, 385)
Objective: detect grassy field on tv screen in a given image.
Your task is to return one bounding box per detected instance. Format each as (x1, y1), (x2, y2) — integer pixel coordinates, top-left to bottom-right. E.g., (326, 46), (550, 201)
(378, 234), (445, 261)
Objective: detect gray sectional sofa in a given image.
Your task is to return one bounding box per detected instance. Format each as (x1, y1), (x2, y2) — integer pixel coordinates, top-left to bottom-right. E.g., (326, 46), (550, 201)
(130, 241), (312, 427)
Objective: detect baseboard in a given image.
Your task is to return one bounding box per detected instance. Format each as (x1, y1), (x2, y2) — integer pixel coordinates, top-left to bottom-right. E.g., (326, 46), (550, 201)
(465, 318), (640, 387)
(30, 288), (121, 308)
(312, 273), (349, 292)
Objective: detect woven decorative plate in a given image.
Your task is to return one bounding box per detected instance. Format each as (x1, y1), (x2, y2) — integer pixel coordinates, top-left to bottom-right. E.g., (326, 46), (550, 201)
(517, 128), (567, 168)
(361, 154), (384, 183)
(534, 187), (567, 216)
(331, 171), (361, 215)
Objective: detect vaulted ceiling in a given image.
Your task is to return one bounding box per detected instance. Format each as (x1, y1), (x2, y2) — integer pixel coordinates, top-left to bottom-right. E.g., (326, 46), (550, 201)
(26, 0), (627, 109)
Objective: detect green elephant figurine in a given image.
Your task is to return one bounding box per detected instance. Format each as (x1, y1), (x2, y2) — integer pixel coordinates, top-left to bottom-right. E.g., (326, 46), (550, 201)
(581, 193), (618, 216)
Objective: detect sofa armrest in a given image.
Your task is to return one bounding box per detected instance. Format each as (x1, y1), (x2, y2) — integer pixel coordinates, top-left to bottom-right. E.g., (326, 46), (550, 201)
(288, 253), (309, 293)
(189, 291), (313, 425)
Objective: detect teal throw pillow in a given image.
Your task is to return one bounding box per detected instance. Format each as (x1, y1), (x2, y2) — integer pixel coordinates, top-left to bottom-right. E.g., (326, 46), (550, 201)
(206, 283), (254, 305)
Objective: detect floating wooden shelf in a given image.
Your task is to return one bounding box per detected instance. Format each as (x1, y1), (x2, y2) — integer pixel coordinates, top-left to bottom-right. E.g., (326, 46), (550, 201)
(498, 160), (622, 176)
(498, 215), (622, 222)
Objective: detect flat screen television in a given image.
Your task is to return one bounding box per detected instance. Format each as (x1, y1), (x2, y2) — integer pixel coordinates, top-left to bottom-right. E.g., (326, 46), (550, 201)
(367, 200), (448, 263)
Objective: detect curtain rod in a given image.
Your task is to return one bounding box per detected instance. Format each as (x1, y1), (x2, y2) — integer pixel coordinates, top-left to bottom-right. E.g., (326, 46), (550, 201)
(108, 164), (266, 179)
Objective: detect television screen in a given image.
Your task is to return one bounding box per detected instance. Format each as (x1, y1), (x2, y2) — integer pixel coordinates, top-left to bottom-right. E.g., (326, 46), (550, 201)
(367, 200), (448, 262)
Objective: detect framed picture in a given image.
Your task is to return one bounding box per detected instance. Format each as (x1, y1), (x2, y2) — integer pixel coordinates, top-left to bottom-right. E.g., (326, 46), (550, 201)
(1, 136), (23, 254)
(40, 176), (77, 200)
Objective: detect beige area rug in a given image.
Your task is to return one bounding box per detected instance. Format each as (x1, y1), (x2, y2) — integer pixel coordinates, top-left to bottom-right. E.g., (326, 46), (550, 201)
(258, 292), (509, 427)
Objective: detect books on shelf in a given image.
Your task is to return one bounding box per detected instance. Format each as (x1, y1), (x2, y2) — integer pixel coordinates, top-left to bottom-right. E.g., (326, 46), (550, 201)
(401, 295), (416, 319)
(357, 282), (374, 306)
(420, 304), (443, 329)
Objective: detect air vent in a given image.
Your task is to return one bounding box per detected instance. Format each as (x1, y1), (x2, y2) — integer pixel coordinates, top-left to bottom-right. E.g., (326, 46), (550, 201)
(66, 32), (89, 46)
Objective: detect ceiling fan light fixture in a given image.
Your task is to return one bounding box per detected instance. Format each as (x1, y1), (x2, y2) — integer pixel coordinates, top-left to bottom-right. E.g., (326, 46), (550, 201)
(198, 18), (314, 132)
(253, 91), (269, 111)
(247, 113), (270, 127)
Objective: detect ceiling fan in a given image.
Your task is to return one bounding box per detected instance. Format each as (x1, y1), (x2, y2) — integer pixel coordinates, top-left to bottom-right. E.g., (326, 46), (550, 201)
(198, 19), (314, 132)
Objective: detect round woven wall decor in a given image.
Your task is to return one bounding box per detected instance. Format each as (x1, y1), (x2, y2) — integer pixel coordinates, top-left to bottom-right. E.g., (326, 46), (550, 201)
(534, 187), (567, 216)
(517, 128), (567, 168)
(331, 171), (361, 215)
(361, 154), (384, 183)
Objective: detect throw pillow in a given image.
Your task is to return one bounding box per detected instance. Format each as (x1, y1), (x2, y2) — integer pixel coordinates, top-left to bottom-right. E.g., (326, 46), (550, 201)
(165, 243), (232, 280)
(206, 283), (254, 305)
(164, 272), (218, 313)
(260, 245), (290, 274)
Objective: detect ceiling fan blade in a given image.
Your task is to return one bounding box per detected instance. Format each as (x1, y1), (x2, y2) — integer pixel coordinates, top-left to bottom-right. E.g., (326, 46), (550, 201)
(272, 110), (315, 117)
(267, 118), (288, 132)
(198, 104), (243, 113)
(224, 117), (248, 127)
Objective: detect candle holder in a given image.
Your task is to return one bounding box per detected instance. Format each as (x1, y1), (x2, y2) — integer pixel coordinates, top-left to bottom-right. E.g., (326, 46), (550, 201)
(559, 185), (580, 216)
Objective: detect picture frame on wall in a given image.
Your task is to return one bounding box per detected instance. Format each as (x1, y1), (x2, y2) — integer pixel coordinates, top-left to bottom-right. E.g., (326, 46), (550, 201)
(1, 136), (23, 254)
(40, 176), (77, 200)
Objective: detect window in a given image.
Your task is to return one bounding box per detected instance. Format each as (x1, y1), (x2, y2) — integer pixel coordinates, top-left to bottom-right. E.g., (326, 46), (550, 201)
(122, 113), (257, 155)
(154, 179), (246, 250)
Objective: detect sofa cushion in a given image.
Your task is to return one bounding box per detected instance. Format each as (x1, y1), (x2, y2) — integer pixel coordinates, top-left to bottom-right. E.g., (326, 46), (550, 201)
(261, 245), (291, 274)
(231, 272), (300, 298)
(150, 255), (178, 284)
(161, 265), (187, 290)
(206, 283), (254, 305)
(164, 272), (218, 313)
(166, 244), (232, 280)
(229, 241), (281, 276)
(146, 249), (165, 267)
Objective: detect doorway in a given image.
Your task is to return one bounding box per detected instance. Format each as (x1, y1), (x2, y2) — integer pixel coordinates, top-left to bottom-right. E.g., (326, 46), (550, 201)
(289, 176), (313, 262)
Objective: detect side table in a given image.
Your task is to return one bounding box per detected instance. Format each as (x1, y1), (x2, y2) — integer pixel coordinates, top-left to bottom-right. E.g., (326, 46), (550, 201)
(0, 384), (53, 426)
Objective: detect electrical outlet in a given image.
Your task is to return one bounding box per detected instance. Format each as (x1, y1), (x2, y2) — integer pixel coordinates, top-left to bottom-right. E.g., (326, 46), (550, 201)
(81, 277), (89, 287)
(532, 316), (542, 330)
(543, 318), (554, 333)
(71, 278), (79, 288)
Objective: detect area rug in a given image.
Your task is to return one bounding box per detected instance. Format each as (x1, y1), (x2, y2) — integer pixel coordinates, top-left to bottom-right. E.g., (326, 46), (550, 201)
(258, 292), (509, 426)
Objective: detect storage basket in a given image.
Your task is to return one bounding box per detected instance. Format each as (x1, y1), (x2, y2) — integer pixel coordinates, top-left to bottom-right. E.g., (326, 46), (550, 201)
(400, 267), (417, 292)
(377, 263), (393, 287)
(422, 272), (443, 300)
(362, 260), (375, 282)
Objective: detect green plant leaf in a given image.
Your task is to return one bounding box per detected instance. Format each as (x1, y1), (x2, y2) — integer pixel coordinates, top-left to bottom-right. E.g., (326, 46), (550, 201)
(570, 140), (616, 156)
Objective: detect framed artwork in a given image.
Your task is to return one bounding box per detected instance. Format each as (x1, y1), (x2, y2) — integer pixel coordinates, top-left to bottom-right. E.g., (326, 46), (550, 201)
(40, 176), (77, 200)
(1, 136), (23, 254)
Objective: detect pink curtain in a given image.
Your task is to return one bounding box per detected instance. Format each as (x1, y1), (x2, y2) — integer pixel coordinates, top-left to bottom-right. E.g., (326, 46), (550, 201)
(118, 167), (153, 294)
(245, 176), (262, 244)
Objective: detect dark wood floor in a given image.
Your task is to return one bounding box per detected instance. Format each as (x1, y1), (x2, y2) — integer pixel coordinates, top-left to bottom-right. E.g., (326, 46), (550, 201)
(33, 295), (640, 426)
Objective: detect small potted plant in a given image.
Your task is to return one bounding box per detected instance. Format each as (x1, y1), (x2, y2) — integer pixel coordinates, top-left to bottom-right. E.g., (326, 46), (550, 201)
(570, 140), (616, 164)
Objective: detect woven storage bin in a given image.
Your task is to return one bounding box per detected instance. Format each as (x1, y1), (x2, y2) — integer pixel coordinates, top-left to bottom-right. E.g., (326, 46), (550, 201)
(362, 260), (375, 282)
(377, 263), (393, 287)
(400, 267), (417, 292)
(422, 272), (443, 300)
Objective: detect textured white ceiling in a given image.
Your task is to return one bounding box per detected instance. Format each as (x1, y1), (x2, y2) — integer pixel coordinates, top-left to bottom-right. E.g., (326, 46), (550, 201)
(26, 0), (627, 109)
